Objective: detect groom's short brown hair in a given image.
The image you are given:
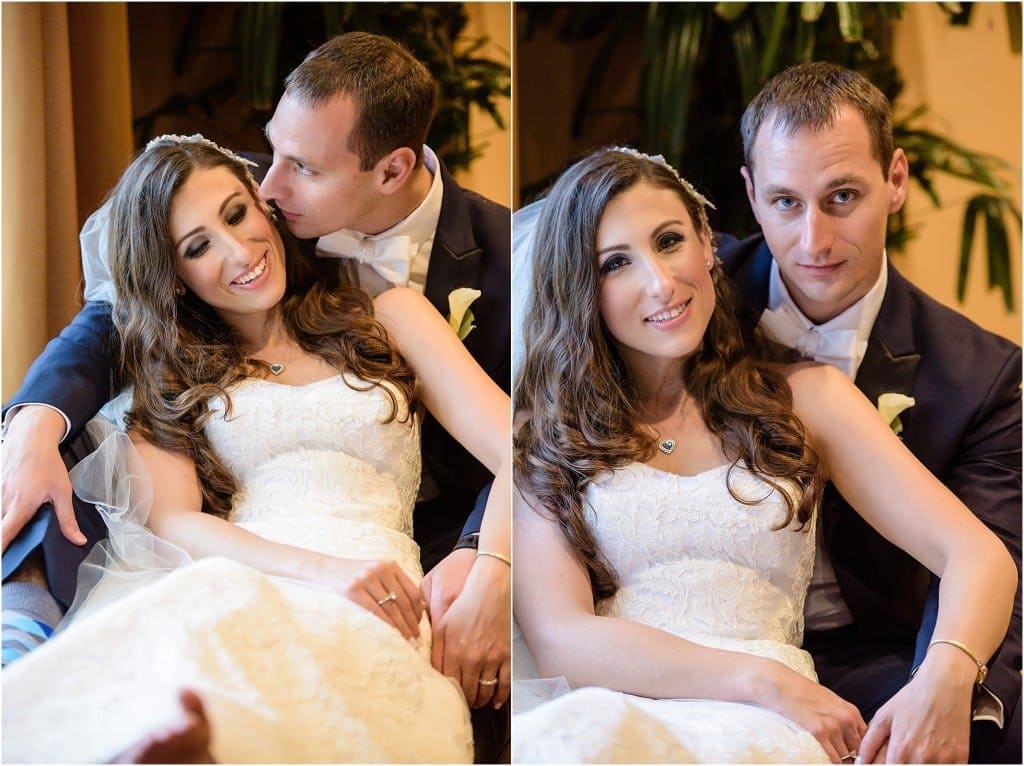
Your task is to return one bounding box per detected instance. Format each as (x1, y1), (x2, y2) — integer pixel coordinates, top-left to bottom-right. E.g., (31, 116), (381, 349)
(740, 61), (894, 179)
(284, 31), (438, 171)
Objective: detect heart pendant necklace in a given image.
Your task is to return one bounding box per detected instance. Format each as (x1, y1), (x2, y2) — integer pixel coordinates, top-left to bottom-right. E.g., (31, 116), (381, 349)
(651, 393), (689, 456)
(253, 333), (296, 377)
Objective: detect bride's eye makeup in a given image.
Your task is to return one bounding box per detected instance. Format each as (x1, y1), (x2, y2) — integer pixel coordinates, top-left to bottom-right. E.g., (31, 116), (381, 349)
(183, 238), (209, 260)
(226, 203), (247, 226)
(180, 199), (250, 259)
(599, 254), (629, 275)
(656, 231), (685, 251)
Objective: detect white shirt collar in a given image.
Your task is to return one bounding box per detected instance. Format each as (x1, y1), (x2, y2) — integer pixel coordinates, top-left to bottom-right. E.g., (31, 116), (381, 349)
(768, 252), (888, 347)
(319, 145), (444, 295)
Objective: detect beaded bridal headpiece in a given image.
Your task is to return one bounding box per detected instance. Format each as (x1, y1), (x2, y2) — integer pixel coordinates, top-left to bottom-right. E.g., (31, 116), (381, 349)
(144, 133), (258, 168)
(604, 146), (715, 240)
(144, 133), (260, 189)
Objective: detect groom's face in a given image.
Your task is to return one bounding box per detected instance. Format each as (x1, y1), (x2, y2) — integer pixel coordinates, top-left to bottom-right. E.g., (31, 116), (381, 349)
(742, 106), (909, 325)
(260, 91), (385, 239)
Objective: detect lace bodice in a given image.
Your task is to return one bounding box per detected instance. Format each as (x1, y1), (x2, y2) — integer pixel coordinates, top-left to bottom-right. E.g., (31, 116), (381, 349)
(4, 373), (474, 764)
(204, 374), (422, 578)
(513, 461), (827, 763)
(586, 461), (817, 677)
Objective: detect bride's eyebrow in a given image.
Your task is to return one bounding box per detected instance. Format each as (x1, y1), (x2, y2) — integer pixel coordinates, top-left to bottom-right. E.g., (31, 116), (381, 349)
(596, 243), (629, 257)
(174, 192), (244, 249)
(652, 220), (686, 236)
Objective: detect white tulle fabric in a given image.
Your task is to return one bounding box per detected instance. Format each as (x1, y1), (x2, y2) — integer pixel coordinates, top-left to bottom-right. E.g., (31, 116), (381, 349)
(513, 462), (828, 763)
(2, 376), (473, 763)
(80, 199), (116, 305)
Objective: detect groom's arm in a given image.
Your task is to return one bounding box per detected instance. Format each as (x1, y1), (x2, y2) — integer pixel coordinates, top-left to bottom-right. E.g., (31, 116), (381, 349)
(2, 301), (116, 551)
(4, 300), (117, 441)
(459, 482), (488, 539)
(870, 343), (1022, 763)
(927, 344), (1022, 724)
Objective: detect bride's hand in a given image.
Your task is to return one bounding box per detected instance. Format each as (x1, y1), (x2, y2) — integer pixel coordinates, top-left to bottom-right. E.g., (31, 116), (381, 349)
(431, 554), (511, 709)
(326, 558), (425, 640)
(760, 660), (867, 763)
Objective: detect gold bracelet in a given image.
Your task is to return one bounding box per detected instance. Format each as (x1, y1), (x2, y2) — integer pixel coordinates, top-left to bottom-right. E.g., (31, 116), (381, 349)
(476, 550), (511, 567)
(928, 639), (988, 685)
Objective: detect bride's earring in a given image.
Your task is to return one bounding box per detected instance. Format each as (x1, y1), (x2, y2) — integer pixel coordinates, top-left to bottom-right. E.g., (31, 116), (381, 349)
(174, 283), (186, 297)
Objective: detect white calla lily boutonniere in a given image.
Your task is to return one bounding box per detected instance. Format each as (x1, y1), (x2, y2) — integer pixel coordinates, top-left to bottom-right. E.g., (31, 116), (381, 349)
(877, 392), (915, 436)
(447, 287), (482, 341)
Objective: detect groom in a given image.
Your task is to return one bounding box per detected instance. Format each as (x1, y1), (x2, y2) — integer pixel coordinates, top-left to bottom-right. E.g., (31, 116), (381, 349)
(718, 62), (1021, 763)
(2, 31), (510, 756)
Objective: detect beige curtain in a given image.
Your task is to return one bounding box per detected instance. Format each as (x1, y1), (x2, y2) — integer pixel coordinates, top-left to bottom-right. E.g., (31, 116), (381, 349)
(2, 3), (133, 401)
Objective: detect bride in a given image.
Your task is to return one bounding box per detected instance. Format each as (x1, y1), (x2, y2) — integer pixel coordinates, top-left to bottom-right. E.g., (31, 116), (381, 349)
(511, 147), (1016, 763)
(2, 135), (510, 763)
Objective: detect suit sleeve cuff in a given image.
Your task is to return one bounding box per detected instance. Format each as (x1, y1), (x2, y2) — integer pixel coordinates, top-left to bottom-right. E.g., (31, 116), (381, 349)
(2, 403), (72, 443)
(973, 684), (1005, 727)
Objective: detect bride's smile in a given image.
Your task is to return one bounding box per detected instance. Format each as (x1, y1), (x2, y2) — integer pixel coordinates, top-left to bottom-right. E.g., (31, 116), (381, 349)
(169, 165), (287, 328)
(595, 181), (715, 373)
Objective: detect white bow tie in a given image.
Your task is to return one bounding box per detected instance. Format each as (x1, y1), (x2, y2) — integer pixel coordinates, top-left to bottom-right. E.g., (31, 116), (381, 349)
(759, 304), (863, 378)
(316, 230), (413, 286)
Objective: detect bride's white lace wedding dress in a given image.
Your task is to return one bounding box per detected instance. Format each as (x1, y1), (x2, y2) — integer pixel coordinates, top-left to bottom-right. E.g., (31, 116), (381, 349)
(2, 375), (473, 763)
(513, 462), (829, 763)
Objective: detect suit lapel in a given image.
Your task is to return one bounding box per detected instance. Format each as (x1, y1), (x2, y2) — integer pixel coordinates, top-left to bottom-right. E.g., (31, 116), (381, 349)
(744, 240), (774, 315)
(852, 264), (922, 410)
(423, 162), (484, 318)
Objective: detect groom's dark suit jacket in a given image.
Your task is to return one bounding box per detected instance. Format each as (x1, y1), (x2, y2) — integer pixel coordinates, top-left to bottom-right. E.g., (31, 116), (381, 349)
(718, 232), (1022, 724)
(3, 155), (510, 603)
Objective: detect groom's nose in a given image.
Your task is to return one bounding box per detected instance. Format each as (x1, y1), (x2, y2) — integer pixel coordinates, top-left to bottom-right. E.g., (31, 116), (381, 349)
(798, 206), (835, 259)
(259, 160), (288, 203)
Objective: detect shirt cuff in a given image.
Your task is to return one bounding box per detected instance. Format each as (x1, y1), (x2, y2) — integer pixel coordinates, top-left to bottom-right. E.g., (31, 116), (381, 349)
(2, 403), (72, 443)
(973, 684), (1005, 727)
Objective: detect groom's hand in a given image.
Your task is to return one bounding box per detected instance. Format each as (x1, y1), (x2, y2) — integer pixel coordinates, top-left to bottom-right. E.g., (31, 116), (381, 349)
(1, 406), (84, 552)
(421, 547), (476, 625)
(429, 553), (510, 710)
(858, 647), (975, 763)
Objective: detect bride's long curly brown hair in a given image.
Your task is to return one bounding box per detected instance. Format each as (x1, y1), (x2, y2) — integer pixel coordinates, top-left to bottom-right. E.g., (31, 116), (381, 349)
(109, 137), (416, 517)
(514, 148), (825, 602)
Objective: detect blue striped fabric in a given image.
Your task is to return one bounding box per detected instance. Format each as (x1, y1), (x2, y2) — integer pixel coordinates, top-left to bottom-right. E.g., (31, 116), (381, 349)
(2, 610), (54, 666)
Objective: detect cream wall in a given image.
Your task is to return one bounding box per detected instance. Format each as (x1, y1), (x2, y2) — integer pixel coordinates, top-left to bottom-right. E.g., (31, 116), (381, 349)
(454, 2), (512, 208)
(892, 3), (1022, 343)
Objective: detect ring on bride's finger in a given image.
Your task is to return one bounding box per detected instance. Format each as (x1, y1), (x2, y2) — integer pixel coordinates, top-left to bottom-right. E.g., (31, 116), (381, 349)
(376, 591), (398, 606)
(840, 751), (857, 763)
(478, 678), (499, 686)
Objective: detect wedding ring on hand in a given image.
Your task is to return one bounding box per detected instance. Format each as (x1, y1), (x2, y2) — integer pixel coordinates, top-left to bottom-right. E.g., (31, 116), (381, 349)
(840, 751), (857, 763)
(478, 678), (499, 686)
(376, 591), (397, 606)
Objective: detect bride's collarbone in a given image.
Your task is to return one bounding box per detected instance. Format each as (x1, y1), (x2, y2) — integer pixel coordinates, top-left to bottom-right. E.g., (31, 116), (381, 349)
(252, 353), (342, 387)
(642, 418), (728, 478)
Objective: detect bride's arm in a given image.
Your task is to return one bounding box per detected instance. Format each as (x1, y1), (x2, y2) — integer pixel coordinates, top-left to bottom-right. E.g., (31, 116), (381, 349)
(374, 287), (510, 554)
(515, 485), (865, 763)
(374, 287), (511, 707)
(128, 434), (425, 640)
(786, 363), (1017, 763)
